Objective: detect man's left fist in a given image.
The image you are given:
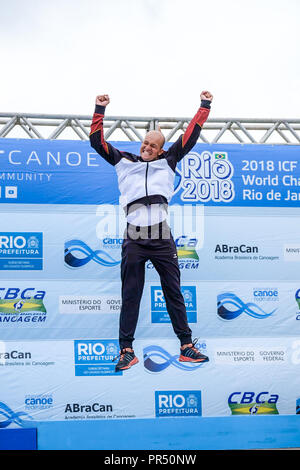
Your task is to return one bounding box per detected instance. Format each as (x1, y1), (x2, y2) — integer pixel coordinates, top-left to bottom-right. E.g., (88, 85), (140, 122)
(200, 91), (213, 102)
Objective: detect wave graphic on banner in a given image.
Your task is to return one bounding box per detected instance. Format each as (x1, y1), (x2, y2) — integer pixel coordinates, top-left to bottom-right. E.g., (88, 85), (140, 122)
(64, 240), (120, 268)
(0, 402), (34, 428)
(217, 292), (276, 320)
(143, 345), (204, 372)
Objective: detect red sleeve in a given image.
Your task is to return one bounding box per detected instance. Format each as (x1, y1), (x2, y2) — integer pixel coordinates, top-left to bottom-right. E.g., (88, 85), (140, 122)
(89, 105), (123, 166)
(182, 106), (210, 148)
(164, 102), (211, 166)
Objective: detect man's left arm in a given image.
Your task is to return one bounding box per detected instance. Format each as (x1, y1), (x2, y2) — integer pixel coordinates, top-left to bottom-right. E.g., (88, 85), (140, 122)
(165, 91), (213, 164)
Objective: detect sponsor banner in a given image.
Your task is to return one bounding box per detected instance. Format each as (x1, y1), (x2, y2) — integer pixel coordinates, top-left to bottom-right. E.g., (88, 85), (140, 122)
(143, 341), (209, 374)
(214, 346), (288, 365)
(74, 339), (120, 376)
(201, 282), (298, 337)
(227, 391), (279, 415)
(1, 205), (299, 282)
(151, 286), (197, 323)
(1, 280), (300, 340)
(1, 137), (300, 426)
(0, 340), (59, 369)
(0, 281), (123, 340)
(1, 140), (300, 207)
(284, 244), (300, 262)
(0, 337), (299, 423)
(172, 145), (300, 207)
(0, 232), (43, 270)
(0, 207), (124, 281)
(0, 138), (118, 205)
(155, 390), (202, 417)
(194, 208), (300, 282)
(0, 286), (48, 329)
(59, 294), (122, 314)
(146, 282), (300, 337)
(24, 394), (54, 412)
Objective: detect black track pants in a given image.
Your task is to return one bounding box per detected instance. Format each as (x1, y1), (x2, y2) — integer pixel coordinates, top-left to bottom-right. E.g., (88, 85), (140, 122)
(119, 223), (192, 349)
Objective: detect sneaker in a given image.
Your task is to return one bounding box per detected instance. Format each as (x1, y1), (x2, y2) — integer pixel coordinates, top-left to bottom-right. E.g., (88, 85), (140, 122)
(179, 338), (209, 363)
(113, 349), (139, 372)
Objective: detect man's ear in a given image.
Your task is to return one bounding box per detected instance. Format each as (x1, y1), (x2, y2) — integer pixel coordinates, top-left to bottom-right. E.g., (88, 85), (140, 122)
(158, 147), (164, 156)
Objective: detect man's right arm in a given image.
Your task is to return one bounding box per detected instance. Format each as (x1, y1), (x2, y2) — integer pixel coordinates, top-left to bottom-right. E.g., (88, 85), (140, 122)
(89, 94), (123, 166)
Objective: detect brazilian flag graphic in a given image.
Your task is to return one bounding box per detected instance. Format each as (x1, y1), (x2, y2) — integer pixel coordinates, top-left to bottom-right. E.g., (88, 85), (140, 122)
(214, 152), (227, 160)
(0, 299), (46, 314)
(229, 402), (279, 415)
(177, 245), (199, 261)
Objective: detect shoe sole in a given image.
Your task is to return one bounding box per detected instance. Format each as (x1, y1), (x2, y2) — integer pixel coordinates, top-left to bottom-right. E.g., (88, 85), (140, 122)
(179, 355), (209, 363)
(115, 357), (139, 371)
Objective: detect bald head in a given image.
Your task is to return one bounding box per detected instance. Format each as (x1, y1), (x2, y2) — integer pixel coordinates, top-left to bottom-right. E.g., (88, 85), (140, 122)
(146, 130), (165, 148)
(140, 130), (165, 161)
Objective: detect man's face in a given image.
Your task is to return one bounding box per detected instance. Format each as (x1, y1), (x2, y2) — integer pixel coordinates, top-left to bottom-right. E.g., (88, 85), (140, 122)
(140, 131), (164, 161)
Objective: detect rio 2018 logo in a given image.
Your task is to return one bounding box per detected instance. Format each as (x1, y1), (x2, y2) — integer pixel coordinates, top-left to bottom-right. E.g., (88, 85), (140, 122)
(175, 151), (235, 203)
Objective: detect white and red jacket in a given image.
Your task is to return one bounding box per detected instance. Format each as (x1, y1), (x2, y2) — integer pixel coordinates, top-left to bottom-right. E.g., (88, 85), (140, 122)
(90, 101), (211, 225)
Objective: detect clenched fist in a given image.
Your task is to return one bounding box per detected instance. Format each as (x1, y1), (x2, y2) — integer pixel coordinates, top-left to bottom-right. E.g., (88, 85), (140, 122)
(96, 94), (110, 107)
(200, 90), (213, 102)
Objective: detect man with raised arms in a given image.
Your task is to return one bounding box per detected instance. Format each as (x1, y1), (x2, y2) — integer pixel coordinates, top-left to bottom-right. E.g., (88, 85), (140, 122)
(89, 90), (213, 372)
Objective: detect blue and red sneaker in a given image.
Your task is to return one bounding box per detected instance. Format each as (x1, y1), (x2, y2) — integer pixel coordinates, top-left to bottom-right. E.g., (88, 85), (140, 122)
(179, 338), (209, 363)
(113, 348), (139, 372)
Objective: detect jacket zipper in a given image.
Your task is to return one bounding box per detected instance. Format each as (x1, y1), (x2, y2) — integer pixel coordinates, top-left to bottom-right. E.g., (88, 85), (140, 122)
(145, 162), (149, 201)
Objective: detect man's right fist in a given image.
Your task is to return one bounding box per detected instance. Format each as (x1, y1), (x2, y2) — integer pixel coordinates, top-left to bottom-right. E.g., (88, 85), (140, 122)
(96, 94), (110, 106)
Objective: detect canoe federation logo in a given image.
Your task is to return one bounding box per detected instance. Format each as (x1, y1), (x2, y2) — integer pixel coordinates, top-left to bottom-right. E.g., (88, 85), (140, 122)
(217, 292), (277, 321)
(143, 343), (208, 373)
(0, 401), (34, 428)
(64, 239), (121, 268)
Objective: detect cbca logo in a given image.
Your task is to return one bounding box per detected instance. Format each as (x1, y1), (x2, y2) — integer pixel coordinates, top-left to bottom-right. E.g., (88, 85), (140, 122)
(228, 392), (279, 415)
(175, 236), (199, 261)
(0, 288), (47, 323)
(146, 235), (200, 271)
(217, 292), (276, 321)
(64, 240), (120, 268)
(143, 344), (207, 373)
(74, 340), (120, 376)
(155, 390), (202, 417)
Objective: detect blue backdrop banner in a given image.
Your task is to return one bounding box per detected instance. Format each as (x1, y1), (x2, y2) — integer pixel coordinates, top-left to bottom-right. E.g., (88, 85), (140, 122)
(0, 137), (300, 443)
(1, 138), (300, 206)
